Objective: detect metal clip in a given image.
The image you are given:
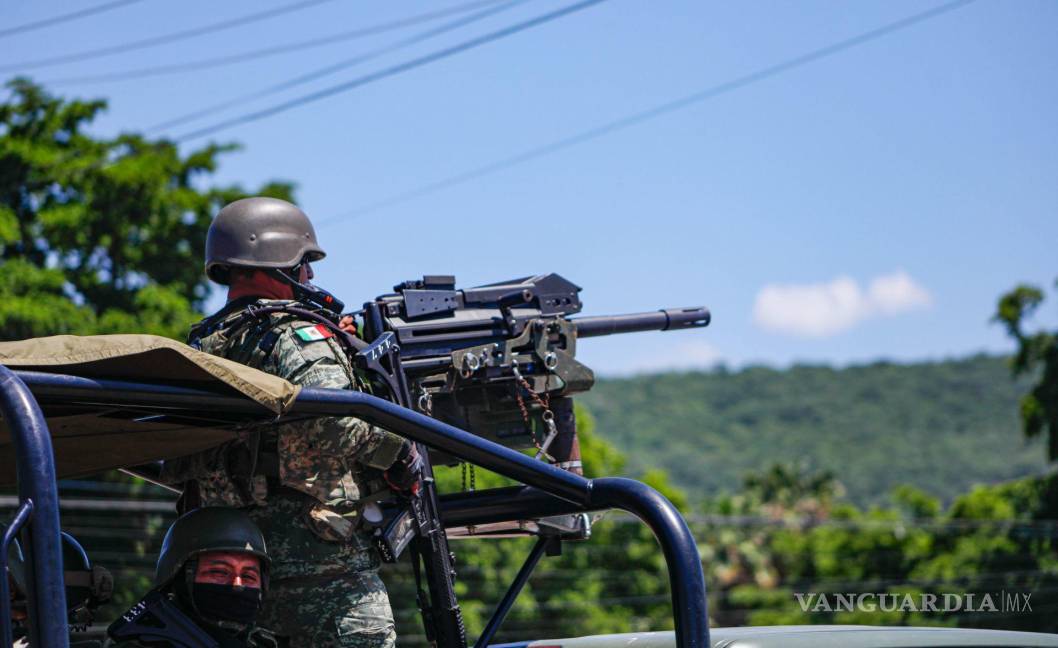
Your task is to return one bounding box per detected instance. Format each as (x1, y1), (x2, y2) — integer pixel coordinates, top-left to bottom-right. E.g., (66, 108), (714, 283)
(534, 410), (558, 461)
(417, 391), (433, 415)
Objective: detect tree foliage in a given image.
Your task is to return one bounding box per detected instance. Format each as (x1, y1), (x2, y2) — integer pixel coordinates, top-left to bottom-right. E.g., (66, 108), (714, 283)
(713, 464), (1058, 633)
(580, 355), (1044, 505)
(994, 279), (1058, 461)
(0, 78), (293, 340)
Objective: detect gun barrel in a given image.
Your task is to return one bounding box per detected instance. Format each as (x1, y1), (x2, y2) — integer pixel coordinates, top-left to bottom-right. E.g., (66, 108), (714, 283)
(570, 306), (710, 338)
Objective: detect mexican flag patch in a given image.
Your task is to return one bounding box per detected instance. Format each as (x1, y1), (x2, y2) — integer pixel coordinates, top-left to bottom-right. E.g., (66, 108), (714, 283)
(294, 324), (334, 342)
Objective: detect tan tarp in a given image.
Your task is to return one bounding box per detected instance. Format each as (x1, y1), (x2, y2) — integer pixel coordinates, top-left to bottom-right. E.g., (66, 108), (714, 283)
(0, 334), (299, 412)
(0, 334), (301, 484)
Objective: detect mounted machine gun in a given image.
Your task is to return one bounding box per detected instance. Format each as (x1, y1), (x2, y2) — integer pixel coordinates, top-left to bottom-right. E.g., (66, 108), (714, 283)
(357, 273), (710, 465)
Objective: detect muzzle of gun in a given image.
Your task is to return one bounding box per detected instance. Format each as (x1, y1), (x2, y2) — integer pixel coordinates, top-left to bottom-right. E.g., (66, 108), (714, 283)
(569, 306), (711, 338)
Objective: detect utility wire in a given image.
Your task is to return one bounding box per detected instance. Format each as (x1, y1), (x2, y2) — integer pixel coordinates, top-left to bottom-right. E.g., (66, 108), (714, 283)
(45, 0), (510, 85)
(172, 0), (609, 142)
(0, 0), (147, 39)
(150, 0), (530, 133)
(0, 0), (338, 73)
(317, 0), (977, 226)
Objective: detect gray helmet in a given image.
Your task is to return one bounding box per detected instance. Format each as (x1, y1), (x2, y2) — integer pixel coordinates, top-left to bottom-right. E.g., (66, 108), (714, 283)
(154, 507), (270, 591)
(205, 197), (326, 285)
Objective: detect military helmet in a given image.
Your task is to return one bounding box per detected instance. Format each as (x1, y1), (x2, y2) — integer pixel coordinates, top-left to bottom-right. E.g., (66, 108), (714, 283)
(154, 507), (270, 590)
(205, 196), (325, 285)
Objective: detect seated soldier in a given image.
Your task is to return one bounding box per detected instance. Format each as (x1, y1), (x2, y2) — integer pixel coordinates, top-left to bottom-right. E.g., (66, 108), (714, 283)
(2, 525), (112, 648)
(106, 507), (276, 648)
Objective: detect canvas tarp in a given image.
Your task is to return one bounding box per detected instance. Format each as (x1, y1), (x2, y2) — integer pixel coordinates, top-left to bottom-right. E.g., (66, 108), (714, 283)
(0, 334), (301, 484)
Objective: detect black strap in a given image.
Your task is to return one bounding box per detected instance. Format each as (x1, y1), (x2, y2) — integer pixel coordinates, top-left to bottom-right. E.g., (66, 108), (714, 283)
(188, 296), (260, 347)
(218, 302), (368, 355)
(253, 451), (280, 478)
(409, 543), (437, 646)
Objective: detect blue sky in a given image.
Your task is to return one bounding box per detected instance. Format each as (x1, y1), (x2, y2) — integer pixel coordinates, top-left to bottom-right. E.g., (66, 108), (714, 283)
(3, 0), (1056, 375)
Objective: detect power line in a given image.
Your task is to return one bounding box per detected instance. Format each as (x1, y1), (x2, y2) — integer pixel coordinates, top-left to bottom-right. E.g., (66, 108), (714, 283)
(149, 0), (530, 133)
(172, 0), (610, 142)
(0, 0), (147, 39)
(45, 0), (510, 85)
(0, 0), (338, 73)
(316, 0), (977, 226)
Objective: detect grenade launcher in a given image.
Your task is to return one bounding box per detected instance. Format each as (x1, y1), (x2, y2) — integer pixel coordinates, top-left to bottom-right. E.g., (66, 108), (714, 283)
(354, 273), (710, 465)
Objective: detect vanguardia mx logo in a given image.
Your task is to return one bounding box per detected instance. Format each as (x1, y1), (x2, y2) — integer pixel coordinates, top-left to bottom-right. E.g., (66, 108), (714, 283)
(794, 591), (1033, 614)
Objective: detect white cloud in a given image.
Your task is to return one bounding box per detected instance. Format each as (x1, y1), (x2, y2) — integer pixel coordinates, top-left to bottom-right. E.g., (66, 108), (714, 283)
(868, 271), (932, 315)
(752, 270), (932, 338)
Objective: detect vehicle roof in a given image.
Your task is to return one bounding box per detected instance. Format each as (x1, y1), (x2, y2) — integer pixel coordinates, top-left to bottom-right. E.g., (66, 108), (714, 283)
(0, 334), (298, 483)
(492, 626), (1058, 648)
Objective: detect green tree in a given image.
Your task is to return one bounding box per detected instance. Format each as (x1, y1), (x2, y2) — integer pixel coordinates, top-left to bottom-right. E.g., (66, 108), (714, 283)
(580, 355), (1042, 506)
(705, 462), (1058, 632)
(0, 78), (293, 340)
(742, 461), (843, 520)
(994, 279), (1058, 461)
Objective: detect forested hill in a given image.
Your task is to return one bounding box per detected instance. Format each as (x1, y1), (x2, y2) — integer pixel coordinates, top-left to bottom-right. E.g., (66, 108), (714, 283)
(579, 354), (1047, 505)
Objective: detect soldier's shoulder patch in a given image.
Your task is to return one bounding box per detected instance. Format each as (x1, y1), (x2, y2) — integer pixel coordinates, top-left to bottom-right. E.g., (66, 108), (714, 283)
(293, 324), (334, 343)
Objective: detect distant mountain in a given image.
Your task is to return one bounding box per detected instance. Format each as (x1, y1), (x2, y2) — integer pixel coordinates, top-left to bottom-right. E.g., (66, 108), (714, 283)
(578, 354), (1047, 505)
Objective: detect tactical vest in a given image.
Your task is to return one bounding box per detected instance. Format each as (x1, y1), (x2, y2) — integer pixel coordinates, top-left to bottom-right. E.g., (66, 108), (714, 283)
(170, 299), (403, 519)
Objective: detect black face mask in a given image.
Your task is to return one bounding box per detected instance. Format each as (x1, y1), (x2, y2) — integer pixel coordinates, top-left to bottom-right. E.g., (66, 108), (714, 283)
(190, 583), (262, 627)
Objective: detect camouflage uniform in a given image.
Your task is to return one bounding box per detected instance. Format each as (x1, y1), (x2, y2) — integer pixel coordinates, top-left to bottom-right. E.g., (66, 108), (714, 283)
(162, 298), (405, 648)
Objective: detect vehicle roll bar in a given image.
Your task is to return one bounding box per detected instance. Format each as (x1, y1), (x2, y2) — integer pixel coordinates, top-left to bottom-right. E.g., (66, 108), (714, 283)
(10, 369), (709, 648)
(0, 365), (69, 648)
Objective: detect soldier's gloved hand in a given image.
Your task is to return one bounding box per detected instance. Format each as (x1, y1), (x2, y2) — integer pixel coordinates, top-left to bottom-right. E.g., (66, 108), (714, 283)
(384, 442), (424, 495)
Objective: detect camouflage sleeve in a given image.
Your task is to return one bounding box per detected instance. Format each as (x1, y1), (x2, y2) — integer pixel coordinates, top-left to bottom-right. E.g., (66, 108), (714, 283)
(158, 443), (232, 487)
(269, 324), (406, 470)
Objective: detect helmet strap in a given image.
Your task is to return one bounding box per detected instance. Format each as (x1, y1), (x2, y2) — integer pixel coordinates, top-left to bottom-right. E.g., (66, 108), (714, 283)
(268, 267), (345, 315)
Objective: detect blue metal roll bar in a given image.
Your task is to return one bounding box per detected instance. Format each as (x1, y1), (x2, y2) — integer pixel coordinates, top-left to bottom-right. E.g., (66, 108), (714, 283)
(1, 500), (34, 648)
(0, 365), (69, 648)
(6, 368), (709, 648)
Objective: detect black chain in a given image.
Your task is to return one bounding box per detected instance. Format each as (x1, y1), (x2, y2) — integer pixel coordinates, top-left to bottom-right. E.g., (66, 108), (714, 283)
(460, 462), (476, 492)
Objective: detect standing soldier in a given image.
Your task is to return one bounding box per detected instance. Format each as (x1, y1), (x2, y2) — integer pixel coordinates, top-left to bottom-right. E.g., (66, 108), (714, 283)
(161, 197), (421, 647)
